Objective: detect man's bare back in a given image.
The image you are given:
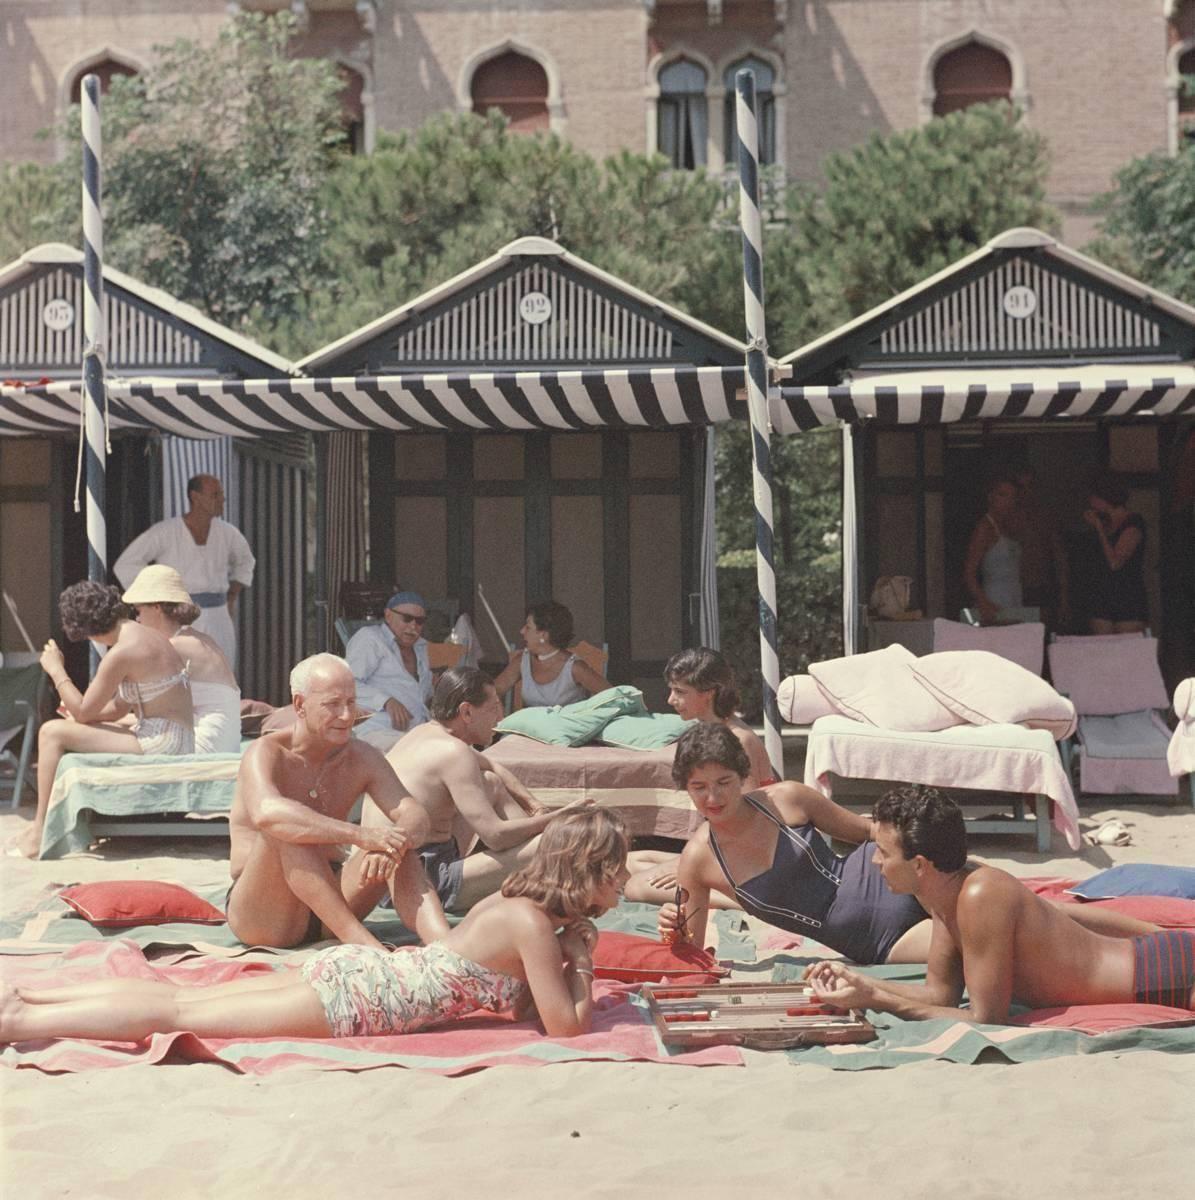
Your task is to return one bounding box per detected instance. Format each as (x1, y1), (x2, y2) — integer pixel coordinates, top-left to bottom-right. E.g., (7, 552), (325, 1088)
(379, 722), (476, 845)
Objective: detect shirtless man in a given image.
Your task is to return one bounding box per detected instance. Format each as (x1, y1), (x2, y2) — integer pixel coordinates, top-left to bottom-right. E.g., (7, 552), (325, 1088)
(226, 653), (449, 950)
(806, 786), (1194, 1022)
(342, 666), (591, 917)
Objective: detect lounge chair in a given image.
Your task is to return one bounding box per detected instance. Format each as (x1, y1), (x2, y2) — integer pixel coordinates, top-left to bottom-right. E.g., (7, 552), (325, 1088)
(1047, 633), (1177, 800)
(0, 662), (46, 809)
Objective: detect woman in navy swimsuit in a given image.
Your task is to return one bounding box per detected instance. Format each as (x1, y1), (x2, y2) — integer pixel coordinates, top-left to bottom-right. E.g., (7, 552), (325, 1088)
(659, 723), (932, 964)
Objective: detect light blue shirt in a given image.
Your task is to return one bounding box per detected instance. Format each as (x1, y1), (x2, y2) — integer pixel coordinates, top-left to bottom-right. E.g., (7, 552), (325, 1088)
(345, 624), (433, 736)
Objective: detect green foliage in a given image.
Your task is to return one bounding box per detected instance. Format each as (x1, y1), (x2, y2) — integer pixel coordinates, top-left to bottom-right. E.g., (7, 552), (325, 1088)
(20, 12), (344, 332)
(1089, 141), (1195, 306)
(0, 161), (73, 265)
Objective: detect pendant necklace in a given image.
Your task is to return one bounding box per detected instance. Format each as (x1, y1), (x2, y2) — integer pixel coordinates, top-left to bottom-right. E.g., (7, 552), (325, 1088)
(305, 748), (343, 803)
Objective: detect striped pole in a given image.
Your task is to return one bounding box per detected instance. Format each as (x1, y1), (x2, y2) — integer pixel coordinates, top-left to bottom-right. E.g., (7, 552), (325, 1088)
(81, 74), (107, 675)
(734, 69), (783, 782)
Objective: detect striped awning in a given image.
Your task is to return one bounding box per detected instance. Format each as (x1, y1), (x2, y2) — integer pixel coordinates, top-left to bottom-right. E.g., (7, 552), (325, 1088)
(774, 365), (1195, 433)
(0, 366), (747, 437)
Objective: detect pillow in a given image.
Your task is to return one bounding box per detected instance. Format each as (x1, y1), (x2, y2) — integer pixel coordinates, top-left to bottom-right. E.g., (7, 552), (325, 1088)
(495, 685), (646, 747)
(1066, 864), (1195, 902)
(808, 644), (962, 732)
(591, 931), (728, 985)
(58, 881), (226, 928)
(931, 618), (1045, 676)
(777, 674), (838, 725)
(600, 713), (694, 751)
(910, 651), (1076, 739)
(1174, 679), (1194, 725)
(1046, 636), (1168, 716)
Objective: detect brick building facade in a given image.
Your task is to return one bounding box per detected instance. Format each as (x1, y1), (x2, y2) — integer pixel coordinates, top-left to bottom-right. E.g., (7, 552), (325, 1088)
(3, 1), (1194, 242)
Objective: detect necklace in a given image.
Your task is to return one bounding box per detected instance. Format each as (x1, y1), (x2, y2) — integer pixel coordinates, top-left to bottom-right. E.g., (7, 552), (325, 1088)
(302, 747), (344, 803)
(534, 648), (562, 661)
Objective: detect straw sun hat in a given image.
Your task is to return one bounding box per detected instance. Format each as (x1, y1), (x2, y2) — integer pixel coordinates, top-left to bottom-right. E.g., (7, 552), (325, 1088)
(122, 564), (194, 607)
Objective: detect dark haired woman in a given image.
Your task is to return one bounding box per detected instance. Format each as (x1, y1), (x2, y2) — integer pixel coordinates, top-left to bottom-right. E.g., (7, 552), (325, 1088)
(492, 600), (607, 710)
(1084, 472), (1148, 634)
(9, 581), (193, 858)
(658, 723), (932, 964)
(1, 809), (629, 1044)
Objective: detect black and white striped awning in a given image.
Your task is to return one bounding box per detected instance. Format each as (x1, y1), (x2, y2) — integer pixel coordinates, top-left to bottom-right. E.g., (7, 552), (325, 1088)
(774, 366), (1195, 433)
(0, 367), (747, 437)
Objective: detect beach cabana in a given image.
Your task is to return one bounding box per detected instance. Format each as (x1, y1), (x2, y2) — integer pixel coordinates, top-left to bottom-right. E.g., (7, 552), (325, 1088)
(774, 228), (1195, 684)
(2, 238), (750, 706)
(0, 243), (306, 702)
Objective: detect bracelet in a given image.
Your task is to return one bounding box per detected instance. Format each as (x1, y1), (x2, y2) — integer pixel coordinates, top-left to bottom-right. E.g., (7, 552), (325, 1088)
(53, 676), (69, 689)
(571, 967), (595, 980)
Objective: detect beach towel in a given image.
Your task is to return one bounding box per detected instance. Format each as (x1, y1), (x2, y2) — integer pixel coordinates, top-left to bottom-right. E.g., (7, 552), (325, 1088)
(0, 940), (742, 1075)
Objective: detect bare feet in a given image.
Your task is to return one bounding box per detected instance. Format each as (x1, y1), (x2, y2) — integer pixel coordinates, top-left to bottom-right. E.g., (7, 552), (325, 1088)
(0, 983), (26, 1042)
(6, 825), (41, 859)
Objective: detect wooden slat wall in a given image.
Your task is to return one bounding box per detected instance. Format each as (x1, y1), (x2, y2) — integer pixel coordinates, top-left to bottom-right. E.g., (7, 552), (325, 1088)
(390, 263), (673, 364)
(878, 258), (1162, 357)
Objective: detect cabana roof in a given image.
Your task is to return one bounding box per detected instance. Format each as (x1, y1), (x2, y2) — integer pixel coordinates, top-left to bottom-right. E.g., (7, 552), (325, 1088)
(0, 243), (293, 379)
(779, 228), (1195, 383)
(298, 236), (748, 373)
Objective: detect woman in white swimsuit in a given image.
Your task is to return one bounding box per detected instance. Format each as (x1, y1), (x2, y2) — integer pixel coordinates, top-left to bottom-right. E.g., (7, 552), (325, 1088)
(123, 565), (241, 754)
(0, 809), (630, 1044)
(492, 600), (607, 710)
(10, 581), (194, 859)
(963, 476), (1024, 625)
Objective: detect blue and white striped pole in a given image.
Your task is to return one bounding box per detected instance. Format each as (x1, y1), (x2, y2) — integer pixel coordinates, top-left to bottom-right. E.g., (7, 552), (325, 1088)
(734, 68), (783, 782)
(81, 74), (107, 675)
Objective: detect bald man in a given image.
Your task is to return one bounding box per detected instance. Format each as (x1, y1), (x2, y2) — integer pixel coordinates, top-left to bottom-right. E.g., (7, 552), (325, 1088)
(226, 653), (450, 951)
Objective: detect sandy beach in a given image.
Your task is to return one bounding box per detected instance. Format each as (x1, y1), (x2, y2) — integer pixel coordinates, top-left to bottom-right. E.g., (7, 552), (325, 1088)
(2, 801), (1192, 1199)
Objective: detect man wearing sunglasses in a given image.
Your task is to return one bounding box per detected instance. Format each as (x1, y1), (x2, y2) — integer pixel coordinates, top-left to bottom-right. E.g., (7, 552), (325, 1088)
(345, 591), (435, 751)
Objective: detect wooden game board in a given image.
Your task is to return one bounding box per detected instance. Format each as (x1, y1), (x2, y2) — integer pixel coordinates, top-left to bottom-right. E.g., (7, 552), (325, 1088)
(642, 981), (877, 1050)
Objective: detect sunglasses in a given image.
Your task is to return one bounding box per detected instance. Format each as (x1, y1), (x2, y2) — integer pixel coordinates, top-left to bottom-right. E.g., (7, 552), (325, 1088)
(390, 610), (426, 625)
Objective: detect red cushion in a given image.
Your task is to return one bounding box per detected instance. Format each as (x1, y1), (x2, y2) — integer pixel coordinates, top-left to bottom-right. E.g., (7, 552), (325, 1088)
(58, 881), (226, 928)
(591, 931), (728, 985)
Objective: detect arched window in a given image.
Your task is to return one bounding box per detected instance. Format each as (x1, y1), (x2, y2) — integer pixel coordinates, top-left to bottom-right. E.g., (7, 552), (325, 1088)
(69, 59), (137, 104)
(338, 65), (366, 154)
(723, 56), (776, 166)
(471, 51), (549, 133)
(1179, 46), (1195, 143)
(932, 42), (1013, 116)
(658, 58), (708, 169)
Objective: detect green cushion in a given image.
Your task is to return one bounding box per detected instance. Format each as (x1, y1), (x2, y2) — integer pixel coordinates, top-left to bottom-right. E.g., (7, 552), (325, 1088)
(495, 685), (647, 747)
(600, 713), (695, 751)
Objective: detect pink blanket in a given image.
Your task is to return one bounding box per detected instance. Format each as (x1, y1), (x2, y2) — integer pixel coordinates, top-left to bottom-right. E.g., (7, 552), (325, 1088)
(0, 941), (742, 1075)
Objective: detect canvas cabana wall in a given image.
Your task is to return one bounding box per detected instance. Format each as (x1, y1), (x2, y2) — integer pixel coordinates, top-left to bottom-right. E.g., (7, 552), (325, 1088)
(0, 244), (307, 704)
(3, 238), (749, 706)
(775, 228), (1195, 684)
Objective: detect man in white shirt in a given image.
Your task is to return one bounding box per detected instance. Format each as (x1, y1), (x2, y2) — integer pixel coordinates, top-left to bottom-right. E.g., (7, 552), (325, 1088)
(345, 591), (434, 750)
(113, 475), (254, 669)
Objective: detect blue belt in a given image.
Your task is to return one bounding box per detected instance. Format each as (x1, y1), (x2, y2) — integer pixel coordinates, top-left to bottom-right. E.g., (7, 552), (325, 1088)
(192, 591), (228, 608)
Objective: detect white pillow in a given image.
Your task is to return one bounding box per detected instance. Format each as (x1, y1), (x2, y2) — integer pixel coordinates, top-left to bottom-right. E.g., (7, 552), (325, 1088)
(808, 645), (962, 732)
(777, 675), (839, 725)
(1174, 679), (1194, 727)
(911, 651), (1077, 740)
(931, 618), (1045, 676)
(1046, 637), (1168, 717)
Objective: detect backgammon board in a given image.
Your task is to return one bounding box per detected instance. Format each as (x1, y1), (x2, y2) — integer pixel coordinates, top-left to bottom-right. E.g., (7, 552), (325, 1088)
(642, 981), (877, 1050)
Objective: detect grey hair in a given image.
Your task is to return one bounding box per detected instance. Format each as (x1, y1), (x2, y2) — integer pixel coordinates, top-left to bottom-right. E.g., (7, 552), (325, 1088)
(290, 653), (351, 698)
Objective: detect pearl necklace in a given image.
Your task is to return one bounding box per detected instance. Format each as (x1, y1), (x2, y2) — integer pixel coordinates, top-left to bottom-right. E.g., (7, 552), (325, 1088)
(534, 648), (562, 661)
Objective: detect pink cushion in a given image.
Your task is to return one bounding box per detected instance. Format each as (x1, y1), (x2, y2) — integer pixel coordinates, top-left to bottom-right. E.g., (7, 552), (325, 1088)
(1047, 637), (1168, 716)
(777, 675), (838, 725)
(931, 618), (1045, 676)
(591, 932), (728, 984)
(910, 651), (1076, 739)
(809, 645), (962, 732)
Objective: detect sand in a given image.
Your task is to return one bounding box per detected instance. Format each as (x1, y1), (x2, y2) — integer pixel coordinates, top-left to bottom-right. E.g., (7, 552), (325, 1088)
(1, 801), (1192, 1199)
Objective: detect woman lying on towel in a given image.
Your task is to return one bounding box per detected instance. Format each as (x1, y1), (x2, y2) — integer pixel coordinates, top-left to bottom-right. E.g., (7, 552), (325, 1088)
(0, 809), (629, 1044)
(624, 649), (774, 907)
(656, 724), (1158, 965)
(9, 581), (195, 859)
(123, 565), (241, 754)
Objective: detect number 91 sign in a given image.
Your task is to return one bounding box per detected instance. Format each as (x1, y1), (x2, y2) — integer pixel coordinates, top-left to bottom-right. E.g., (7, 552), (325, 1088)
(1002, 285), (1037, 320)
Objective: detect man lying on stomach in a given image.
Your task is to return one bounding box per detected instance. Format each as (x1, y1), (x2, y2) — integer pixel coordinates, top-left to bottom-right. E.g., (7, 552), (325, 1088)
(807, 785), (1194, 1023)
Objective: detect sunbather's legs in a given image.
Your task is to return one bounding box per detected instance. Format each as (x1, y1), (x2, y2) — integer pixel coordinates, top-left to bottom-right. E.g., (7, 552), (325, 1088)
(17, 966), (298, 1005)
(0, 976), (330, 1043)
(9, 719), (140, 859)
(623, 853), (740, 910)
(883, 918), (934, 963)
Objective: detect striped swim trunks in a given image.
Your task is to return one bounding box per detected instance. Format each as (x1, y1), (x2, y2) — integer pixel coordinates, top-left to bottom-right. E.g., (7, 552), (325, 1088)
(1131, 930), (1195, 1009)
